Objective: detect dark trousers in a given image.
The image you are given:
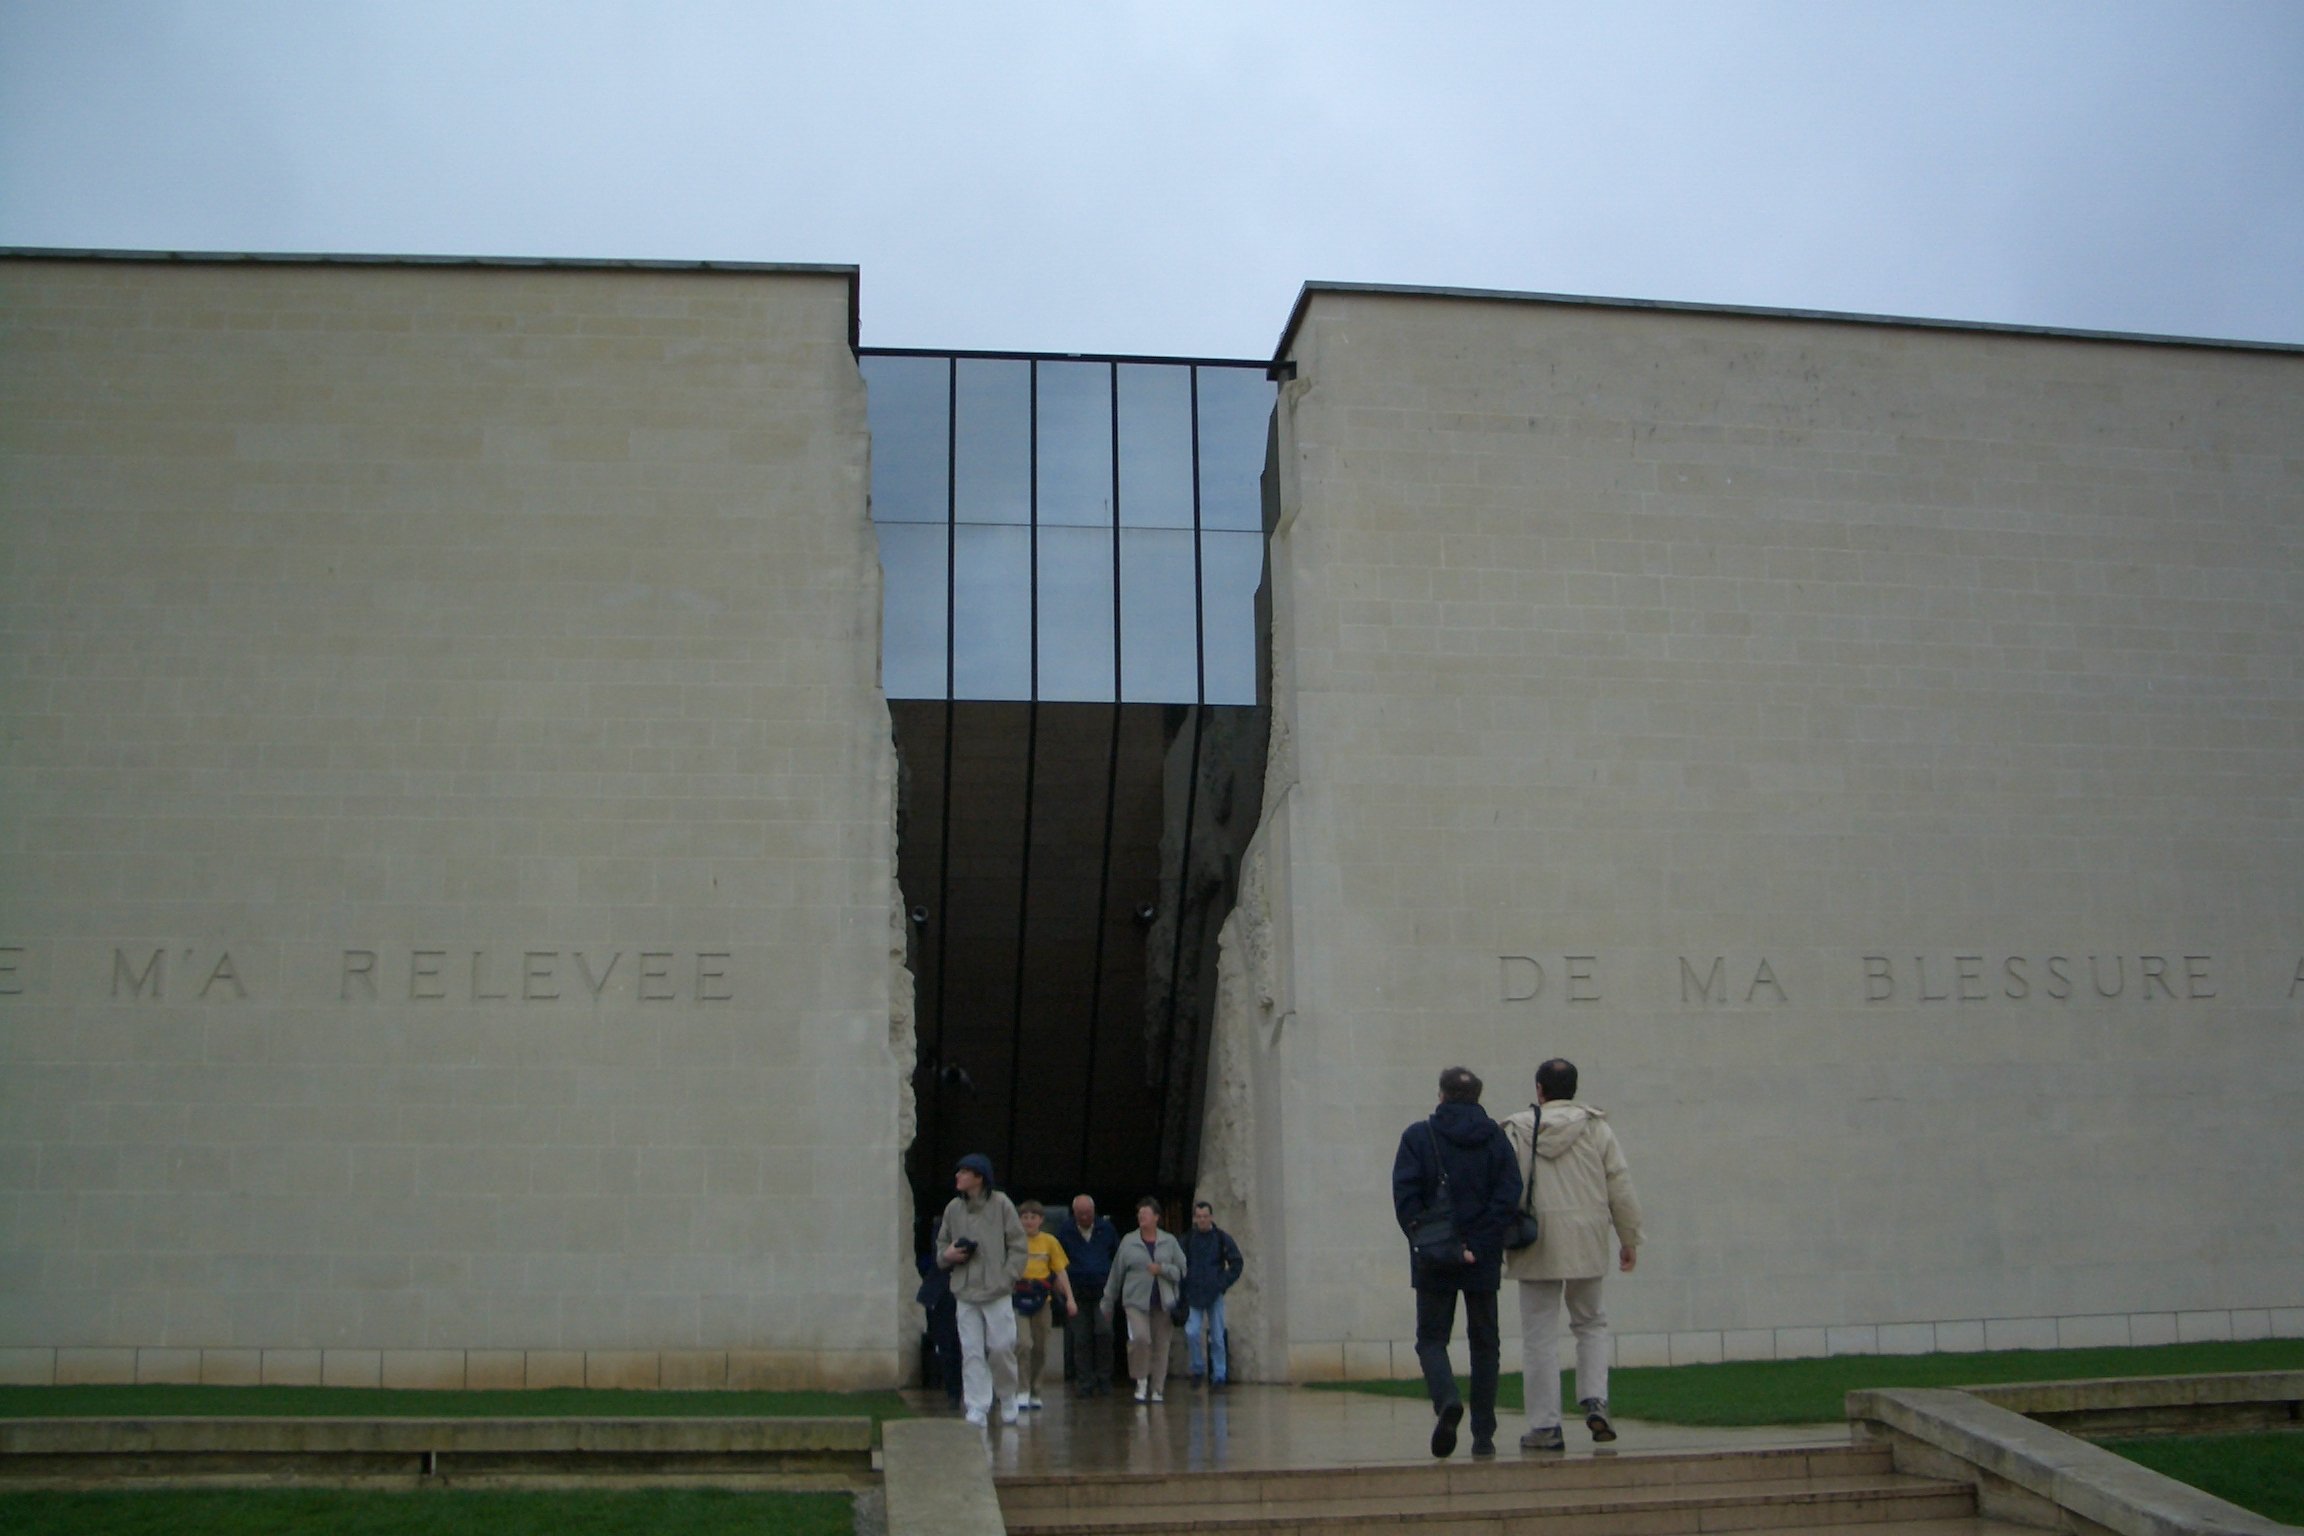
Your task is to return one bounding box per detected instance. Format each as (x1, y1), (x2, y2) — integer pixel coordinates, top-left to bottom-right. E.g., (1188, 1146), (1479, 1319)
(1415, 1282), (1500, 1443)
(926, 1297), (963, 1405)
(1065, 1282), (1113, 1391)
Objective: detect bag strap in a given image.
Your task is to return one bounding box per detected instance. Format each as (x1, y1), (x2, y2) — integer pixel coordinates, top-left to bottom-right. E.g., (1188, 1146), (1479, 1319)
(1520, 1105), (1540, 1215)
(1425, 1118), (1452, 1210)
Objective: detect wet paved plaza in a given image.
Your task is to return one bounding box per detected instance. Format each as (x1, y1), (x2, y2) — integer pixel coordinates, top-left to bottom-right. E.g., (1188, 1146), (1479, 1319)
(899, 1381), (1847, 1477)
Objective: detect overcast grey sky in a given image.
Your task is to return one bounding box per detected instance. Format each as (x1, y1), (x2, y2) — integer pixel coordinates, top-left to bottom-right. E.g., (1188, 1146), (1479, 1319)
(4, 0), (2300, 356)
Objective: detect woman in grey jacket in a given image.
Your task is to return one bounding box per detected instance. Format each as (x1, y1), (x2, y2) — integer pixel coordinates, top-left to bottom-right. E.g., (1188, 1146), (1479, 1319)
(1099, 1196), (1188, 1403)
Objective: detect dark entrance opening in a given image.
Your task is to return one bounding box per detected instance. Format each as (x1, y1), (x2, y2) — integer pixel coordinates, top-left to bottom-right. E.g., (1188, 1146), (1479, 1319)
(895, 698), (1266, 1217)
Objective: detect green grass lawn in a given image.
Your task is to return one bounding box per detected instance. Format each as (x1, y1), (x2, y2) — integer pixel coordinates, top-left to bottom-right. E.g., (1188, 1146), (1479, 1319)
(2103, 1432), (2304, 1526)
(0, 1384), (909, 1423)
(1309, 1338), (2304, 1425)
(0, 1487), (856, 1536)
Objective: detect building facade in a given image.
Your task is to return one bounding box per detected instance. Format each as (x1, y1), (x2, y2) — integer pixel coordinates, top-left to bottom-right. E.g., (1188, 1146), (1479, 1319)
(3, 253), (2300, 1389)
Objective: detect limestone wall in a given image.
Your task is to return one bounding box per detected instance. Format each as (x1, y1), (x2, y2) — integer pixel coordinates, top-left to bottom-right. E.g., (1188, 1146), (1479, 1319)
(0, 256), (910, 1389)
(1221, 289), (2304, 1377)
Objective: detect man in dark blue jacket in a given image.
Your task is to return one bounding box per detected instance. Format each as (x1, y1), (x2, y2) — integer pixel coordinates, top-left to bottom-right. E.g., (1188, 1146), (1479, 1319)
(1055, 1194), (1122, 1396)
(1181, 1201), (1245, 1386)
(1392, 1065), (1522, 1459)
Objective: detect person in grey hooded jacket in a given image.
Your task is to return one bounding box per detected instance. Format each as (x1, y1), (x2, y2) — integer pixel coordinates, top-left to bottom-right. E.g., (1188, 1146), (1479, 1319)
(935, 1152), (1029, 1427)
(1501, 1058), (1643, 1451)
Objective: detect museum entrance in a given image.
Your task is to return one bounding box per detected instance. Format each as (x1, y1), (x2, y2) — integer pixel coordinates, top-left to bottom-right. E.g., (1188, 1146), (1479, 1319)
(861, 348), (1277, 1220)
(893, 697), (1265, 1217)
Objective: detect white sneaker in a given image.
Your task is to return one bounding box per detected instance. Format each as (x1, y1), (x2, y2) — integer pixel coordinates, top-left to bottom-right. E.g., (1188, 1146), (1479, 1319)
(999, 1401), (1021, 1425)
(1133, 1378), (1149, 1403)
(1022, 1393), (1041, 1409)
(964, 1409), (987, 1428)
(1150, 1390), (1164, 1403)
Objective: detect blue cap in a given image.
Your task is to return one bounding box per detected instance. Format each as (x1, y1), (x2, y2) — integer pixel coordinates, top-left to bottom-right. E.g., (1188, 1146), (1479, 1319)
(955, 1153), (995, 1187)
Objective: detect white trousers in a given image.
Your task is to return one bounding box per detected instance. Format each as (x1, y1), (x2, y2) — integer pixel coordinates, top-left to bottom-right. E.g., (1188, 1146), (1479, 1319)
(955, 1296), (1019, 1421)
(1518, 1276), (1609, 1431)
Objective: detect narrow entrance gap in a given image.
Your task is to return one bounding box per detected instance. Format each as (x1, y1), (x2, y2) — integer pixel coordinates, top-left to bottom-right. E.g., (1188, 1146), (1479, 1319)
(866, 348), (1276, 1228)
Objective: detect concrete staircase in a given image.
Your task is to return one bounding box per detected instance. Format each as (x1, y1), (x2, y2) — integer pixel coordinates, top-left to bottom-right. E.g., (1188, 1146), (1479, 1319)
(997, 1441), (2038, 1536)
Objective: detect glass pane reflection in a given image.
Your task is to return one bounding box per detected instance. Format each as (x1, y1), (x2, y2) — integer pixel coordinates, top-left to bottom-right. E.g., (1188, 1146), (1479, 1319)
(1037, 362), (1114, 528)
(877, 521), (949, 699)
(1117, 364), (1195, 529)
(952, 524), (1032, 700)
(1195, 368), (1274, 533)
(955, 359), (1031, 525)
(1037, 525), (1117, 702)
(1120, 528), (1198, 703)
(1200, 530), (1263, 705)
(863, 355), (949, 524)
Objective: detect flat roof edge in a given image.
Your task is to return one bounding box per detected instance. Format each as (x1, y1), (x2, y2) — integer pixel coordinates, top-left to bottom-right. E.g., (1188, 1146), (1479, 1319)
(1, 247), (863, 349)
(1273, 280), (2304, 362)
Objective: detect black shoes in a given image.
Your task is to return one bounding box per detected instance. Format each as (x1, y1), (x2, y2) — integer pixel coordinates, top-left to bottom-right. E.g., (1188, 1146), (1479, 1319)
(1582, 1397), (1617, 1443)
(1470, 1436), (1496, 1458)
(1431, 1400), (1464, 1458)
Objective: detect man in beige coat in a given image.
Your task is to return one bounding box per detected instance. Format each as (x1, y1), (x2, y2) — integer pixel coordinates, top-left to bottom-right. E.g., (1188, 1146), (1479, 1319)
(1501, 1058), (1643, 1451)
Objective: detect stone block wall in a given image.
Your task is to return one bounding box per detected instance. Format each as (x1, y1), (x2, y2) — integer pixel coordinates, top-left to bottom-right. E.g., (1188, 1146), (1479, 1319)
(0, 256), (910, 1388)
(1200, 288), (2304, 1376)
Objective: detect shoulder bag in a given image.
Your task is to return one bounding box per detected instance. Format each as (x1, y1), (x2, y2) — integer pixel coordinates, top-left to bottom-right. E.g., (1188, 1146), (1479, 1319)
(1505, 1105), (1542, 1250)
(1406, 1120), (1464, 1266)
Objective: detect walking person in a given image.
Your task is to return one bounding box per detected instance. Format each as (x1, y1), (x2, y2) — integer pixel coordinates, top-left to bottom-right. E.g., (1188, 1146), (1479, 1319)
(1392, 1066), (1522, 1459)
(1502, 1058), (1643, 1451)
(934, 1153), (1029, 1428)
(1056, 1195), (1121, 1395)
(1182, 1201), (1244, 1387)
(1100, 1195), (1187, 1404)
(914, 1235), (962, 1407)
(1011, 1199), (1077, 1409)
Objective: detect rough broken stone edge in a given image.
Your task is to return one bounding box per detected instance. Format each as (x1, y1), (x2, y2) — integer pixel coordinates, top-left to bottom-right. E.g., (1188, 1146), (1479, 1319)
(1846, 1384), (2297, 1536)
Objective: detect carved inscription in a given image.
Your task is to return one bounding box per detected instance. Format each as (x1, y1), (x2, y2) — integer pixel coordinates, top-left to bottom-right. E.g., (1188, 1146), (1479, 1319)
(1500, 955), (1602, 1004)
(339, 948), (734, 1004)
(109, 948), (247, 1001)
(1496, 951), (2246, 1007)
(1860, 953), (2213, 1003)
(0, 943), (737, 1004)
(1680, 956), (1788, 1005)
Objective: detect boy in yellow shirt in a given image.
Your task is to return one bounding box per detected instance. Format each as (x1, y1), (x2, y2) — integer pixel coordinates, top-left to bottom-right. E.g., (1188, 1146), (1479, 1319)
(1013, 1200), (1079, 1408)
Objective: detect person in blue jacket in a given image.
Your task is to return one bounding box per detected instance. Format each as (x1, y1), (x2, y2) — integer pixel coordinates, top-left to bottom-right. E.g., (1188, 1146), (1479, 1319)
(1181, 1201), (1245, 1386)
(1054, 1194), (1122, 1396)
(1392, 1065), (1522, 1459)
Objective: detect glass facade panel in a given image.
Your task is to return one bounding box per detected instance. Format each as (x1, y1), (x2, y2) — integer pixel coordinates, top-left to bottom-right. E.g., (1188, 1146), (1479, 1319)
(1036, 524), (1117, 703)
(1116, 363), (1196, 529)
(1119, 527), (1199, 703)
(861, 354), (949, 524)
(876, 521), (949, 699)
(1200, 530), (1263, 705)
(954, 358), (1031, 525)
(1195, 367), (1275, 532)
(951, 524), (1032, 699)
(1036, 361), (1114, 528)
(866, 350), (1269, 702)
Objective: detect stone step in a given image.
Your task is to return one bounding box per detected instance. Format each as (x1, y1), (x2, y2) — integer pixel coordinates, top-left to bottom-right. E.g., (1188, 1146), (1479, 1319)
(0, 1416), (876, 1489)
(998, 1442), (1895, 1512)
(999, 1467), (1977, 1536)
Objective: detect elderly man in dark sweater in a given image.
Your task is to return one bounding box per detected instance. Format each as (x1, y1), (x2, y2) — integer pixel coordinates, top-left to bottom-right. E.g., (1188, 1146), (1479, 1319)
(1055, 1193), (1121, 1396)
